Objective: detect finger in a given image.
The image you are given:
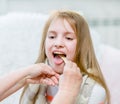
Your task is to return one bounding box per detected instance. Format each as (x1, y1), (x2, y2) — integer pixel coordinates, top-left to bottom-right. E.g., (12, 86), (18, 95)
(42, 67), (56, 75)
(60, 56), (73, 68)
(64, 60), (73, 71)
(27, 79), (40, 84)
(72, 63), (77, 69)
(55, 73), (60, 79)
(51, 76), (59, 85)
(41, 78), (56, 86)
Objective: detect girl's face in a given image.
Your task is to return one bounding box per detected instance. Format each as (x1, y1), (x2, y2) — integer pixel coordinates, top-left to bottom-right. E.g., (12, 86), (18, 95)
(45, 18), (77, 74)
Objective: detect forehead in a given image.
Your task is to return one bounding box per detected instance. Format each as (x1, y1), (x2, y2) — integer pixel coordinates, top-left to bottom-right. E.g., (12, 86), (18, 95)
(48, 18), (75, 33)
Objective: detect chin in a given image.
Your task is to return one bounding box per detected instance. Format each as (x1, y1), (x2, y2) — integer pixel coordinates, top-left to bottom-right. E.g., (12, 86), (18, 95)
(50, 62), (64, 74)
(53, 66), (63, 74)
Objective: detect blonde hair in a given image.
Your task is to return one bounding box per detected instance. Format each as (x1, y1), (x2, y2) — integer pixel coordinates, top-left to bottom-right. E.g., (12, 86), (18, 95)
(36, 10), (110, 103)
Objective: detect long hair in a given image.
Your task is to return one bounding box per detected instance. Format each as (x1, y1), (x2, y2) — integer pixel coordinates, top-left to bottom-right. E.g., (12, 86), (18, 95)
(36, 10), (110, 103)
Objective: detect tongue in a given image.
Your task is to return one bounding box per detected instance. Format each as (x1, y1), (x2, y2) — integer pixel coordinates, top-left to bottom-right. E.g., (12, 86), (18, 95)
(54, 55), (63, 64)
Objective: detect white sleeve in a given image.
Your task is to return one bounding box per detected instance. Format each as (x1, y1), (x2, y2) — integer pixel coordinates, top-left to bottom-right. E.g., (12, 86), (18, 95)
(88, 83), (106, 104)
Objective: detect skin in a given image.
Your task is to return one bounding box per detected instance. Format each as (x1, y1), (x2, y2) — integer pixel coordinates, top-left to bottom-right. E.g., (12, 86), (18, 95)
(0, 63), (59, 101)
(45, 18), (77, 74)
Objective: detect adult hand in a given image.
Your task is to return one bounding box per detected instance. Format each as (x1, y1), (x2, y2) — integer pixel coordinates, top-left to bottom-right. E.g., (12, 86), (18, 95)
(25, 63), (59, 86)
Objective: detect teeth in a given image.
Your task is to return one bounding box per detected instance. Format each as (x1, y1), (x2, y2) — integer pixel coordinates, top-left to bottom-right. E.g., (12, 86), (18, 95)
(54, 52), (63, 54)
(53, 51), (67, 63)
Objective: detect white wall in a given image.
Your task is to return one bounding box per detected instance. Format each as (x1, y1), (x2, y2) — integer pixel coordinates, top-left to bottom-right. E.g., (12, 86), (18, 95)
(0, 0), (120, 49)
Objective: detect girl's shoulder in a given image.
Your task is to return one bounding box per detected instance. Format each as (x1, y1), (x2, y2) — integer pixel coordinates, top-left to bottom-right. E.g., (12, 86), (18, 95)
(82, 75), (106, 96)
(77, 75), (106, 104)
(89, 81), (106, 103)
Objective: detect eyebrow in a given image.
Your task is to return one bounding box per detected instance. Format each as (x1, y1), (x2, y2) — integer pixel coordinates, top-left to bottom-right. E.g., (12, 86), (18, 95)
(48, 30), (75, 35)
(48, 30), (56, 34)
(64, 31), (75, 35)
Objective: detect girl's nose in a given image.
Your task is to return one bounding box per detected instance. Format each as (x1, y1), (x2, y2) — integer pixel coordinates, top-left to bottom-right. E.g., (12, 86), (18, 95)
(54, 38), (64, 48)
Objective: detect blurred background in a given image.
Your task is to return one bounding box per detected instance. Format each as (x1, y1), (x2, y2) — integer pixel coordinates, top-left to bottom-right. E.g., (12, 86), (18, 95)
(0, 0), (120, 49)
(0, 0), (120, 104)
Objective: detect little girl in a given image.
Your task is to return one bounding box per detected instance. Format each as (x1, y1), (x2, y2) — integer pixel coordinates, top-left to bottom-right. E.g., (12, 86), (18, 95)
(20, 10), (110, 104)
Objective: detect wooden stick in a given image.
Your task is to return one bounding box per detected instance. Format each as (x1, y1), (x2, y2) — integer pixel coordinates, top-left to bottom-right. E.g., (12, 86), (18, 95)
(60, 56), (67, 63)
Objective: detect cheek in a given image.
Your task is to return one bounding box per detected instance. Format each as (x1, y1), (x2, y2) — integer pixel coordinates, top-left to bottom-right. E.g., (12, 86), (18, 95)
(45, 40), (52, 56)
(69, 47), (76, 55)
(45, 41), (49, 56)
(67, 44), (77, 60)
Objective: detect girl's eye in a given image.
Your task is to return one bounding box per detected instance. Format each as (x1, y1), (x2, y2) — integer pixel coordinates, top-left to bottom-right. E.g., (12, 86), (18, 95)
(66, 37), (73, 40)
(49, 36), (54, 39)
(48, 35), (55, 39)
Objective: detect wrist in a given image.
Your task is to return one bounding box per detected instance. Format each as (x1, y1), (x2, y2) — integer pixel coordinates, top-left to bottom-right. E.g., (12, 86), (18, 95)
(58, 86), (80, 97)
(20, 66), (32, 78)
(16, 67), (31, 84)
(58, 90), (78, 98)
(53, 90), (77, 104)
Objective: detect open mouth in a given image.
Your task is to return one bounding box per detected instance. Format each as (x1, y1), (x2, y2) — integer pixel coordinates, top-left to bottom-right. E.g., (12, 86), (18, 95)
(52, 52), (66, 64)
(52, 52), (66, 71)
(53, 52), (66, 58)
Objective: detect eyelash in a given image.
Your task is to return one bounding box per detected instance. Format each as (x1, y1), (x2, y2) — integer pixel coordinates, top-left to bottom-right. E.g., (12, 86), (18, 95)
(48, 35), (73, 40)
(48, 35), (55, 39)
(66, 37), (73, 40)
